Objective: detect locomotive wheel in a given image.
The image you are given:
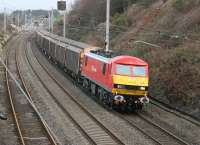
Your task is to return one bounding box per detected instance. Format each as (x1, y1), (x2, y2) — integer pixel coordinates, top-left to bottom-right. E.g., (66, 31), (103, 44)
(99, 89), (104, 102)
(110, 100), (117, 110)
(77, 76), (82, 85)
(134, 103), (143, 110)
(127, 102), (134, 112)
(99, 89), (107, 105)
(137, 104), (143, 110)
(120, 104), (127, 112)
(83, 78), (90, 92)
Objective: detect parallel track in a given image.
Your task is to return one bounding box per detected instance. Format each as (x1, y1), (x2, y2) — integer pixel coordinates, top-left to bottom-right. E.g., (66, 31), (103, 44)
(136, 113), (192, 145)
(5, 34), (58, 145)
(25, 40), (125, 145)
(125, 113), (191, 145)
(5, 49), (25, 145)
(150, 98), (200, 127)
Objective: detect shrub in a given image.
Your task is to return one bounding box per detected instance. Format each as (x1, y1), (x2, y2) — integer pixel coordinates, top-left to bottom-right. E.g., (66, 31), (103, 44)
(112, 13), (128, 27)
(172, 0), (200, 12)
(138, 0), (158, 7)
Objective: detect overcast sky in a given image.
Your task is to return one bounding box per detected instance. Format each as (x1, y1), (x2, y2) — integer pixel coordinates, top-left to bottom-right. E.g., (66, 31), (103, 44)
(0, 0), (75, 11)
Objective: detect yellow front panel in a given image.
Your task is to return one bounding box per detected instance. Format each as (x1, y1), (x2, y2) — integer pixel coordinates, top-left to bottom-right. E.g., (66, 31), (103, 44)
(112, 88), (147, 96)
(113, 75), (149, 86)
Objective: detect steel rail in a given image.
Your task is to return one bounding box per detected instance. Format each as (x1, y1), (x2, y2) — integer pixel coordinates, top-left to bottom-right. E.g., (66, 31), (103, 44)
(25, 42), (98, 145)
(15, 41), (59, 145)
(110, 109), (191, 145)
(111, 111), (162, 145)
(5, 42), (26, 145)
(150, 98), (200, 127)
(27, 41), (125, 145)
(136, 113), (191, 145)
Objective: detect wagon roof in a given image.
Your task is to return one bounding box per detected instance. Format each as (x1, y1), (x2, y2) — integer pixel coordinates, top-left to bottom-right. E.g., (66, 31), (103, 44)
(41, 32), (82, 53)
(38, 30), (92, 50)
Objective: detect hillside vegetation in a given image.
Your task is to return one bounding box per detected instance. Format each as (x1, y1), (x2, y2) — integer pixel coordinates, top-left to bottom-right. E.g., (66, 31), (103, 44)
(54, 0), (200, 118)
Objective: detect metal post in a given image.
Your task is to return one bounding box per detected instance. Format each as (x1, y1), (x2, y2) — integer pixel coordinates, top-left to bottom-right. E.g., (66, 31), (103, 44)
(17, 13), (20, 27)
(63, 11), (66, 38)
(24, 12), (26, 26)
(48, 11), (51, 32)
(105, 0), (110, 52)
(51, 9), (54, 33)
(4, 8), (6, 34)
(30, 10), (32, 26)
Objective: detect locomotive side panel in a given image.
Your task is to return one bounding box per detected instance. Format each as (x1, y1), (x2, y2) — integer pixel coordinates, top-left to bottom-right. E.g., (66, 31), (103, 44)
(82, 54), (113, 91)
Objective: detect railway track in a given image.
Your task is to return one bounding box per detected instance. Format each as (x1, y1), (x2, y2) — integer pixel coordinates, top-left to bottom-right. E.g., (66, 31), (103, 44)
(25, 40), (125, 145)
(0, 36), (21, 145)
(31, 35), (199, 145)
(116, 112), (193, 145)
(5, 34), (58, 145)
(150, 98), (200, 127)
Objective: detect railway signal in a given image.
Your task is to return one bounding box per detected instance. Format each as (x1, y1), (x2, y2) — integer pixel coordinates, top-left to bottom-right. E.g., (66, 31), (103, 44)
(57, 0), (66, 11)
(57, 0), (66, 38)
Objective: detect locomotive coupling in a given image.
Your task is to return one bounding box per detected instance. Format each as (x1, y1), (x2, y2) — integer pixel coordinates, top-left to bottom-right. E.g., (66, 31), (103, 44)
(114, 95), (126, 104)
(139, 96), (150, 104)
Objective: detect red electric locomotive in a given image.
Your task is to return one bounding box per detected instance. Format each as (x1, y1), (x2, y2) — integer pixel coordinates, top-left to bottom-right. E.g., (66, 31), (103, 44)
(81, 50), (149, 110)
(36, 31), (149, 111)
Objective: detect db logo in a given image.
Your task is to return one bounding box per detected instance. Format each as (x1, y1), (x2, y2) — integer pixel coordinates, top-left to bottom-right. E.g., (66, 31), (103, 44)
(91, 66), (97, 72)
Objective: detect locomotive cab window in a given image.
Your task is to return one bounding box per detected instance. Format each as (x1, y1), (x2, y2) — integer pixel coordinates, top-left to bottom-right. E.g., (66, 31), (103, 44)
(102, 63), (106, 75)
(116, 64), (131, 76)
(133, 66), (146, 77)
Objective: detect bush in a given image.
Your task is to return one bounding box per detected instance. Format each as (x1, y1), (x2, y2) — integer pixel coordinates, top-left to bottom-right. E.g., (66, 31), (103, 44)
(172, 0), (200, 12)
(112, 13), (128, 27)
(138, 0), (158, 7)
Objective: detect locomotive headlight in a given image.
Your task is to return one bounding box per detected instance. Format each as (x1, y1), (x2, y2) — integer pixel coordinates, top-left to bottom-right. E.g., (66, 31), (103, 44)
(140, 87), (146, 90)
(117, 85), (125, 89)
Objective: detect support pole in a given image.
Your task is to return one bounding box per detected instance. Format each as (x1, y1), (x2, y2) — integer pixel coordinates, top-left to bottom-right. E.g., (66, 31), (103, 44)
(24, 12), (26, 26)
(17, 13), (20, 27)
(51, 9), (54, 33)
(4, 8), (6, 34)
(30, 10), (32, 24)
(105, 0), (110, 52)
(63, 11), (66, 38)
(48, 11), (51, 32)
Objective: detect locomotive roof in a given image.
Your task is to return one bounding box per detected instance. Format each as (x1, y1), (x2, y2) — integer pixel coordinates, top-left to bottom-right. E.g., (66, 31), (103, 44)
(112, 55), (148, 66)
(86, 51), (148, 66)
(86, 52), (111, 63)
